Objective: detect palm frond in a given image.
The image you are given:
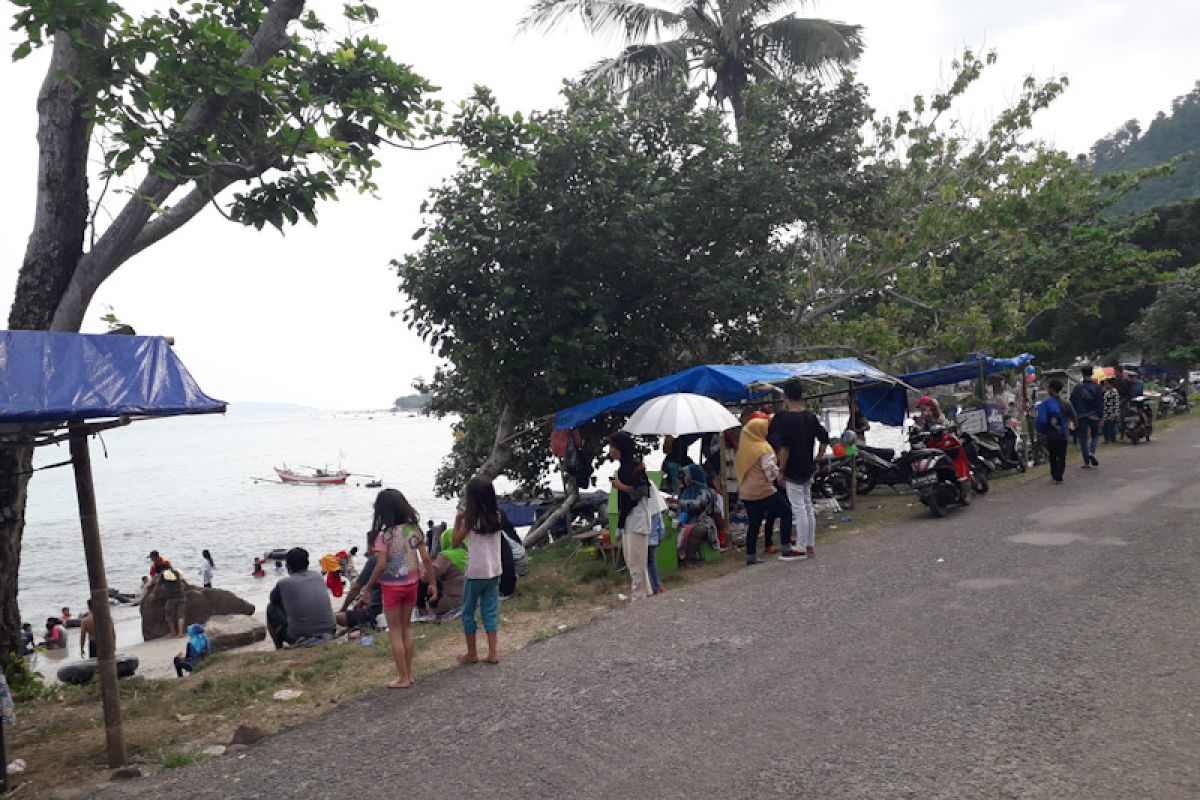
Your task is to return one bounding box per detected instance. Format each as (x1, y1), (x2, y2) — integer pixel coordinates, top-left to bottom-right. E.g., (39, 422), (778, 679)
(755, 15), (864, 79)
(521, 0), (685, 44)
(582, 39), (696, 98)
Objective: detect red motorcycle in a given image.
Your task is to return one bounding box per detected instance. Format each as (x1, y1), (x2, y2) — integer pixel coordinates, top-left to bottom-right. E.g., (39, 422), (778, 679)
(908, 425), (974, 518)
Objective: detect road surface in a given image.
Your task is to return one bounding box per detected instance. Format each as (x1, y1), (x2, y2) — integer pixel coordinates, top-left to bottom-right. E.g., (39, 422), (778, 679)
(96, 420), (1200, 799)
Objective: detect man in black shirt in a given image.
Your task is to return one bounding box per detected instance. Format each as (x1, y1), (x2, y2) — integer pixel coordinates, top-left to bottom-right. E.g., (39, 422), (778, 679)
(767, 378), (830, 560)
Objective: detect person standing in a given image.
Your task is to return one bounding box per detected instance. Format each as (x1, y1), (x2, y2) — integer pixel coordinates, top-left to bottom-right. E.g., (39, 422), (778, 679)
(768, 378), (829, 560)
(149, 565), (189, 637)
(199, 550), (215, 588)
(735, 417), (793, 566)
(1037, 379), (1076, 484)
(1102, 379), (1121, 444)
(362, 490), (436, 688)
(1069, 366), (1103, 468)
(607, 433), (653, 599)
(452, 476), (504, 665)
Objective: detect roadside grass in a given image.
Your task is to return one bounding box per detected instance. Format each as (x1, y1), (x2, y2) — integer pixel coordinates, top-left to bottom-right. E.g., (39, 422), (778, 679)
(8, 412), (1194, 798)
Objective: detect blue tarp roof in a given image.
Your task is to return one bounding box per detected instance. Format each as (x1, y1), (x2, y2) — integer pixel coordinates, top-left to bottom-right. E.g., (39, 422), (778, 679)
(554, 359), (894, 430)
(857, 353), (1035, 427)
(0, 331), (226, 425)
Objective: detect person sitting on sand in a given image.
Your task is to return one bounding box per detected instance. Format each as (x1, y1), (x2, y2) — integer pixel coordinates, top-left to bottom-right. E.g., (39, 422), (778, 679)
(336, 533), (383, 631)
(414, 528), (467, 622)
(267, 548), (337, 649)
(174, 624), (210, 677)
(43, 618), (68, 650)
(361, 489), (437, 688)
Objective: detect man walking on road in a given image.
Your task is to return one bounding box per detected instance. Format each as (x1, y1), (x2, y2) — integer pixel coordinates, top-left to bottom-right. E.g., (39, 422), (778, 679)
(768, 378), (829, 560)
(1070, 365), (1104, 468)
(1037, 379), (1076, 484)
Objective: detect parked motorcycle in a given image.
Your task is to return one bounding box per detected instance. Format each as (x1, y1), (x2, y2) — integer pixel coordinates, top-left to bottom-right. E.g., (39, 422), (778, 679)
(854, 444), (915, 495)
(908, 426), (975, 517)
(1157, 383), (1191, 418)
(812, 454), (855, 502)
(961, 427), (1026, 478)
(1123, 396), (1154, 444)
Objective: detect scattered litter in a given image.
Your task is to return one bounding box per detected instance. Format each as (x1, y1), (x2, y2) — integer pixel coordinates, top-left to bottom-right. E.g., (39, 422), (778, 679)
(360, 634), (374, 647)
(556, 624), (568, 632)
(201, 745), (226, 757)
(842, 515), (853, 523)
(829, 525), (838, 530)
(272, 689), (303, 701)
(936, 558), (945, 564)
(175, 713), (196, 723)
(7, 758), (27, 776)
(617, 593), (628, 601)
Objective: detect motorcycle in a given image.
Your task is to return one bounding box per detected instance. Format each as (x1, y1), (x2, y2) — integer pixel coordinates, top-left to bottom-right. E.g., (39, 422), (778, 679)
(812, 453), (855, 502)
(908, 426), (975, 517)
(854, 444), (915, 495)
(961, 427), (1026, 478)
(1157, 383), (1191, 418)
(1123, 396), (1154, 444)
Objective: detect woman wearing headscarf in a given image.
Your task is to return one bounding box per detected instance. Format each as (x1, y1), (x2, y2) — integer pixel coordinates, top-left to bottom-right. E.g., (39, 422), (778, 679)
(607, 432), (653, 600)
(915, 396), (947, 431)
(676, 464), (719, 565)
(415, 528), (467, 619)
(173, 624), (210, 677)
(736, 418), (794, 566)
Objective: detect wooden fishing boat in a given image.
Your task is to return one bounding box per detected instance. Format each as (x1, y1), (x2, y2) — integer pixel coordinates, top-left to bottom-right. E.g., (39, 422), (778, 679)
(275, 465), (350, 485)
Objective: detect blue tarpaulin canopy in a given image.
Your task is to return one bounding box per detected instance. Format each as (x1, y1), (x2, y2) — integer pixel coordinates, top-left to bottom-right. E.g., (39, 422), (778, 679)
(857, 353), (1035, 427)
(554, 358), (895, 430)
(0, 331), (226, 426)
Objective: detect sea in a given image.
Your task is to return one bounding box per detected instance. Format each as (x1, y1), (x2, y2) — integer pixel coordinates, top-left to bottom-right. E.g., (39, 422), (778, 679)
(21, 406), (902, 649)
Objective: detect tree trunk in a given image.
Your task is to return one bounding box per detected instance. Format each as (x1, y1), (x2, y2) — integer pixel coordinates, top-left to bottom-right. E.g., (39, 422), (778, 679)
(522, 474), (579, 548)
(1, 31), (95, 673)
(0, 447), (33, 672)
(475, 405), (520, 483)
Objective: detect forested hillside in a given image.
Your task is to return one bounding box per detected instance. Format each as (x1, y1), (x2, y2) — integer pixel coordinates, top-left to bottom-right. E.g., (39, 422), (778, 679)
(1092, 82), (1200, 215)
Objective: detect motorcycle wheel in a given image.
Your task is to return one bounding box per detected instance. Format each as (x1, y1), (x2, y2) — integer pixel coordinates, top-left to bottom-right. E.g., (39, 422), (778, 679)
(1017, 457), (1027, 473)
(972, 472), (989, 495)
(1128, 432), (1141, 445)
(927, 494), (945, 518)
(828, 468), (854, 501)
(856, 470), (876, 495)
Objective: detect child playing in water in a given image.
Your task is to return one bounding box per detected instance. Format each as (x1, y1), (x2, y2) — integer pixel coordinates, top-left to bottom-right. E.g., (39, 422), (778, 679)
(452, 476), (504, 665)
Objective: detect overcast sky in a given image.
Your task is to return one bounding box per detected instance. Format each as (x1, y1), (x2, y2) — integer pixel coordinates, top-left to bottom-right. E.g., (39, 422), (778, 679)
(2, 0), (1196, 409)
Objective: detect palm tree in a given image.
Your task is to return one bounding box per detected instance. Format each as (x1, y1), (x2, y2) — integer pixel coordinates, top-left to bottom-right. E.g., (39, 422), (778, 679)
(521, 1), (864, 135)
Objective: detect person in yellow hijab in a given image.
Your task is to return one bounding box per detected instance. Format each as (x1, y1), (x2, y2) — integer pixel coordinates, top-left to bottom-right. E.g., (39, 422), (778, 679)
(735, 418), (794, 565)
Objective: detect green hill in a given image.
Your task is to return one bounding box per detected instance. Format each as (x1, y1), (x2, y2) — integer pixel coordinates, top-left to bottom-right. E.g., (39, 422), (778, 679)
(1091, 82), (1200, 215)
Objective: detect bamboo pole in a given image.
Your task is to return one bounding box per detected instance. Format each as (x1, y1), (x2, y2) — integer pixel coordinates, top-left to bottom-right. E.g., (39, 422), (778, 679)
(68, 425), (126, 768)
(847, 384), (857, 511)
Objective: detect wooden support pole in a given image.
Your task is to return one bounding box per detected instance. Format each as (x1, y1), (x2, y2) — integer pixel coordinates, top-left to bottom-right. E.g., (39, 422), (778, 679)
(68, 425), (126, 768)
(847, 384), (857, 511)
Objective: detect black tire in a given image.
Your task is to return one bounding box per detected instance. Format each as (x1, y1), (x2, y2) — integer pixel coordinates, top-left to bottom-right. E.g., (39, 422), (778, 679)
(856, 470), (876, 495)
(972, 472), (990, 495)
(1017, 458), (1027, 474)
(927, 494), (945, 518)
(828, 468), (854, 501)
(1129, 432), (1141, 445)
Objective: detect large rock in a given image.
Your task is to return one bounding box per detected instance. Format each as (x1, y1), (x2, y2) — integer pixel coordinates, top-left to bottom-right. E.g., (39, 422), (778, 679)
(140, 587), (255, 641)
(204, 614), (267, 651)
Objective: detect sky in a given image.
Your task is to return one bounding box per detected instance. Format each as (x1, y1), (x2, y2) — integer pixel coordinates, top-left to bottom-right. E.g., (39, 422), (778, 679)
(2, 0), (1197, 409)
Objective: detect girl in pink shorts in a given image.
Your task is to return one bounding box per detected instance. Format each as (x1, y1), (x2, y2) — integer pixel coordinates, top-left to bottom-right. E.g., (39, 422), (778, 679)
(361, 489), (436, 689)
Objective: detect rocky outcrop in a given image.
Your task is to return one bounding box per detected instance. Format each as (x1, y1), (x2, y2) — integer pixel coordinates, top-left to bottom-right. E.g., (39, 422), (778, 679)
(140, 587), (255, 641)
(204, 614), (267, 651)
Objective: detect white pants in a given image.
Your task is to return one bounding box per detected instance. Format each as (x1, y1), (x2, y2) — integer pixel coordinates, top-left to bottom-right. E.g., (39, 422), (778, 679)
(785, 480), (815, 550)
(622, 532), (652, 600)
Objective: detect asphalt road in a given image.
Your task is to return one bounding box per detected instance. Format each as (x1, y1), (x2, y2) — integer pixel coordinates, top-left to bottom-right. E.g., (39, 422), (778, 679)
(96, 420), (1200, 800)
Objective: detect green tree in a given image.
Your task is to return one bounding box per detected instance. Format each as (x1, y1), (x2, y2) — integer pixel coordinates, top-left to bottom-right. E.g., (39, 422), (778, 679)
(1128, 267), (1200, 366)
(1, 0), (433, 671)
(764, 52), (1170, 367)
(397, 78), (869, 527)
(520, 0), (862, 134)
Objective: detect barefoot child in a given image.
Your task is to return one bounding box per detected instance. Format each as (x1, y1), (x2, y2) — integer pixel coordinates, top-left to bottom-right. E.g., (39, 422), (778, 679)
(452, 476), (504, 665)
(361, 489), (437, 688)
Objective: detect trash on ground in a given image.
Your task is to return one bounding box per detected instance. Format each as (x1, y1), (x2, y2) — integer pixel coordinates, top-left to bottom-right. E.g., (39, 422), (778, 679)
(272, 689), (303, 701)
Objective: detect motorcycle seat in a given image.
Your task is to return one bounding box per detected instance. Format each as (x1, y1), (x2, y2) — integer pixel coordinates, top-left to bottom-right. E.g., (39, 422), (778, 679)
(860, 445), (895, 461)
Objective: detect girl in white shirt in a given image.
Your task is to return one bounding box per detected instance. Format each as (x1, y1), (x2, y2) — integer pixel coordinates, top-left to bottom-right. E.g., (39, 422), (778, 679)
(451, 475), (504, 665)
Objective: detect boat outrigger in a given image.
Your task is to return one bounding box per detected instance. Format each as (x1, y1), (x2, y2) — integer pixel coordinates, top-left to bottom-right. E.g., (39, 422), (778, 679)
(275, 465), (350, 485)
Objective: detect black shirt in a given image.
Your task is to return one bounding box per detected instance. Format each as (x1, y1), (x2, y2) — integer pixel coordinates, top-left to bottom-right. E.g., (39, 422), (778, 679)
(767, 409), (830, 483)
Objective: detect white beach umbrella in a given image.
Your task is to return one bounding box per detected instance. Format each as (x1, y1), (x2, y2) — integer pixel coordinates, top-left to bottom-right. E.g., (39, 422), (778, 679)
(622, 393), (741, 436)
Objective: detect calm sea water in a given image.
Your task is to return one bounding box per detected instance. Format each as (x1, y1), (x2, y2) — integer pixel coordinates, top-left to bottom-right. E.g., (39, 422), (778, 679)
(20, 406), (902, 649)
(21, 410), (463, 647)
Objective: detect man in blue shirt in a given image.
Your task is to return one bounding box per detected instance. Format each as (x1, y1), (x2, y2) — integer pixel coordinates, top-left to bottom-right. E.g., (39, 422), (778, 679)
(1069, 365), (1104, 468)
(1037, 379), (1077, 484)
